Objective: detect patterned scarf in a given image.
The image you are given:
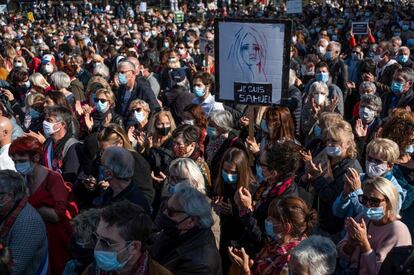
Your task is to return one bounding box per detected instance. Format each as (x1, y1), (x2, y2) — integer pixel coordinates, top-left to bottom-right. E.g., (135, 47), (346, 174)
(253, 237), (304, 275)
(254, 177), (294, 209)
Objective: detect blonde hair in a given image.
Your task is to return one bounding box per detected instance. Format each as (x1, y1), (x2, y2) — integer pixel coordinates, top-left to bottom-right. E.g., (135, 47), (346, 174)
(129, 99), (150, 113)
(25, 93), (45, 107)
(325, 120), (357, 159)
(13, 56), (28, 69)
(29, 72), (50, 90)
(97, 124), (132, 150)
(96, 88), (116, 108)
(364, 177), (400, 219)
(319, 112), (343, 129)
(86, 76), (111, 98)
(366, 138), (400, 163)
(148, 110), (176, 145)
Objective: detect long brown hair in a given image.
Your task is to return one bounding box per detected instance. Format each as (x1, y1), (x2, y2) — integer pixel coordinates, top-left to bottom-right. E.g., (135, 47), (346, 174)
(268, 196), (318, 238)
(97, 124), (133, 150)
(215, 147), (252, 196)
(264, 106), (295, 142)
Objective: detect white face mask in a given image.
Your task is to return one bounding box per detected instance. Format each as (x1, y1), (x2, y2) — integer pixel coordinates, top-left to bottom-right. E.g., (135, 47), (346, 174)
(359, 107), (376, 122)
(314, 93), (326, 105)
(317, 46), (326, 55)
(44, 64), (54, 74)
(43, 120), (60, 137)
(365, 160), (388, 178)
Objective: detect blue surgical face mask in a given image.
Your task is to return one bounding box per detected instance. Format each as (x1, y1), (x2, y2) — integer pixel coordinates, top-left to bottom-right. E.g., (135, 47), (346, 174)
(397, 55), (409, 63)
(222, 170), (238, 184)
(265, 219), (275, 239)
(94, 243), (131, 271)
(255, 163), (265, 183)
(118, 73), (128, 85)
(314, 124), (322, 138)
(96, 100), (109, 113)
(260, 120), (269, 134)
(193, 86), (205, 97)
(324, 51), (332, 61)
(207, 126), (218, 138)
(29, 108), (41, 119)
(364, 206), (385, 221)
(15, 161), (34, 176)
(402, 25), (410, 31)
(391, 81), (404, 94)
(315, 72), (329, 83)
(326, 146), (342, 157)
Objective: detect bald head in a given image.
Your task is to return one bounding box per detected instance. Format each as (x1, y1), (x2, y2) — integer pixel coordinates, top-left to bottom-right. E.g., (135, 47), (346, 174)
(0, 116), (12, 145)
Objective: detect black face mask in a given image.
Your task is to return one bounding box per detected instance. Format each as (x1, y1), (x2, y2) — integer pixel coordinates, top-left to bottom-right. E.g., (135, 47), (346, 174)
(160, 213), (190, 237)
(156, 126), (171, 136)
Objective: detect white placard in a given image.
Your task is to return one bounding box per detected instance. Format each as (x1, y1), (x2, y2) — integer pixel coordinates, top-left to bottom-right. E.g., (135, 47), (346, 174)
(139, 2), (147, 12)
(286, 0), (302, 14)
(0, 5), (7, 14)
(216, 20), (291, 105)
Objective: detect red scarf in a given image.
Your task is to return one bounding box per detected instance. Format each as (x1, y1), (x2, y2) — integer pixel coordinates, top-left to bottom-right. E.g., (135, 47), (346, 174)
(254, 177), (294, 206)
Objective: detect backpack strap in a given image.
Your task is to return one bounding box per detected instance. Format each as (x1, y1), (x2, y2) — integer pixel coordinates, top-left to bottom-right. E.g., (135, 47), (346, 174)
(62, 138), (81, 160)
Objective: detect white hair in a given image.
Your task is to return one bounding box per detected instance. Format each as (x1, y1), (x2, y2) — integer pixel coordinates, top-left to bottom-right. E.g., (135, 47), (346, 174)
(50, 71), (71, 90)
(290, 235), (337, 275)
(173, 183), (213, 229)
(310, 81), (329, 95)
(169, 158), (206, 194)
(210, 110), (233, 132)
(328, 41), (342, 54)
(102, 147), (134, 179)
(93, 63), (110, 80)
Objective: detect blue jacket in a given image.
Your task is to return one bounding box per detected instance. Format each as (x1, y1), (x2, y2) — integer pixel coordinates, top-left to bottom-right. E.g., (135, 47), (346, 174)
(332, 171), (406, 219)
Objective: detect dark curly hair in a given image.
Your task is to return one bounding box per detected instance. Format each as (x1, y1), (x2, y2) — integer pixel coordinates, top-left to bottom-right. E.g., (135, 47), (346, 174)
(265, 140), (303, 181)
(381, 108), (414, 157)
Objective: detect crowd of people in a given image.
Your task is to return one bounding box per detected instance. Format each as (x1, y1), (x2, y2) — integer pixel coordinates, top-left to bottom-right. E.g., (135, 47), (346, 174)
(1, 0), (414, 274)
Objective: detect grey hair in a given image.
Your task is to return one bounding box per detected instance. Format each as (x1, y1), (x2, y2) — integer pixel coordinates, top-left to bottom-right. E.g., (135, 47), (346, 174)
(0, 170), (26, 202)
(290, 235), (337, 275)
(318, 38), (329, 47)
(328, 41), (342, 54)
(310, 81), (329, 95)
(169, 158), (206, 194)
(50, 71), (71, 90)
(399, 46), (410, 54)
(394, 67), (414, 83)
(391, 36), (402, 46)
(102, 147), (134, 179)
(117, 60), (136, 71)
(210, 110), (233, 132)
(172, 183), (213, 228)
(359, 81), (377, 94)
(93, 63), (110, 80)
(289, 69), (296, 87)
(360, 94), (382, 113)
(72, 208), (103, 247)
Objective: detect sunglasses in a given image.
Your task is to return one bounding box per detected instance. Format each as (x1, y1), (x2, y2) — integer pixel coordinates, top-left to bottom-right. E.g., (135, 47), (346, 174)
(358, 195), (386, 207)
(95, 98), (108, 103)
(133, 108), (143, 113)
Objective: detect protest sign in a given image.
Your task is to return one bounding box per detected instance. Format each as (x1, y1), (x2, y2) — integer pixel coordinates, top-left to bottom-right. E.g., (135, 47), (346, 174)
(214, 18), (292, 105)
(352, 22), (369, 35)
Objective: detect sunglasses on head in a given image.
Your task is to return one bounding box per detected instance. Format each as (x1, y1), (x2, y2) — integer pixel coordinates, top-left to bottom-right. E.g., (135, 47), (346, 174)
(358, 194), (386, 207)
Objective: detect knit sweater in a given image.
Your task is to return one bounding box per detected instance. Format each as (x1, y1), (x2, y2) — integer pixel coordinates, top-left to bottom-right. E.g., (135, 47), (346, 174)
(337, 216), (412, 275)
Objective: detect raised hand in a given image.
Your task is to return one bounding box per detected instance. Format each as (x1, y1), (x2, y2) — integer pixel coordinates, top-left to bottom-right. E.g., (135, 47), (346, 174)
(355, 119), (368, 137)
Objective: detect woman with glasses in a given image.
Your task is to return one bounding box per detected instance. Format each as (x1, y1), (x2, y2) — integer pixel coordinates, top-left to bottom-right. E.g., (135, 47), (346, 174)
(337, 177), (411, 275)
(126, 99), (151, 150)
(333, 138), (406, 219)
(84, 88), (123, 134)
(228, 196), (318, 275)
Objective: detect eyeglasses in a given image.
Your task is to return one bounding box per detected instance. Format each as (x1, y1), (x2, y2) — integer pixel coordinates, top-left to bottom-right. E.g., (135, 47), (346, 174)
(358, 195), (387, 207)
(92, 232), (130, 250)
(118, 70), (132, 74)
(165, 204), (187, 217)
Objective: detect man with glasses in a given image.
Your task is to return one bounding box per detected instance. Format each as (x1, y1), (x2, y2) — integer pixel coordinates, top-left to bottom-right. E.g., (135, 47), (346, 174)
(151, 183), (222, 274)
(85, 200), (172, 274)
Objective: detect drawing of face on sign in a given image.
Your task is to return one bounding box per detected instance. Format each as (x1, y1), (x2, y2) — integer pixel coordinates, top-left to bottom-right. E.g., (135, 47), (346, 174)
(228, 26), (268, 82)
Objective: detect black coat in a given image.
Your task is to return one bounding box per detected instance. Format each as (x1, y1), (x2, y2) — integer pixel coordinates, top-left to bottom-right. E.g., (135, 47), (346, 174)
(115, 77), (160, 117)
(151, 228), (222, 275)
(379, 245), (414, 275)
